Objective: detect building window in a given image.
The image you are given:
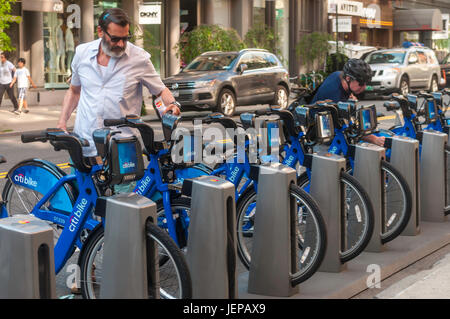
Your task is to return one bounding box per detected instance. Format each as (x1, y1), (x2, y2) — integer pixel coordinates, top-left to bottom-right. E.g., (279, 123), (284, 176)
(275, 0), (289, 66)
(94, 0), (123, 32)
(43, 1), (81, 89)
(253, 0), (265, 26)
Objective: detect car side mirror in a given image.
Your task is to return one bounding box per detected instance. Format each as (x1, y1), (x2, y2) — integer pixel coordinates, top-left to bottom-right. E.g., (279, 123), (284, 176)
(239, 64), (248, 74)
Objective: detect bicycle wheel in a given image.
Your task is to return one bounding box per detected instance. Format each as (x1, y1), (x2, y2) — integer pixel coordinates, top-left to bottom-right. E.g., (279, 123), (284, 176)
(297, 171), (374, 263)
(236, 183), (327, 286)
(347, 160), (412, 243)
(2, 160), (78, 243)
(379, 160), (412, 243)
(78, 223), (192, 299)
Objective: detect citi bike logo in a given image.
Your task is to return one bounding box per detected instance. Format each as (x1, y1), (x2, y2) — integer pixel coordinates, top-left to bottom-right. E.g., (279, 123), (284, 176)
(122, 162), (136, 169)
(228, 166), (240, 183)
(69, 198), (88, 232)
(135, 175), (151, 195)
(284, 155), (295, 167)
(14, 174), (38, 187)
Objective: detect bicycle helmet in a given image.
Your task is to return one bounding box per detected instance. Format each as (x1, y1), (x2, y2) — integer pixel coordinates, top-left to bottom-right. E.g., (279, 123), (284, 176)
(343, 58), (372, 86)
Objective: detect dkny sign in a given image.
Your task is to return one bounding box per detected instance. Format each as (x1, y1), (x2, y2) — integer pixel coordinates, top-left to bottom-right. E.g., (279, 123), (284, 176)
(139, 3), (162, 25)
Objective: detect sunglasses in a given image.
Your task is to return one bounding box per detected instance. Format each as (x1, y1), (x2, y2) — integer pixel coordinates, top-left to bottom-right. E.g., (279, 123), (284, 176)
(103, 29), (131, 43)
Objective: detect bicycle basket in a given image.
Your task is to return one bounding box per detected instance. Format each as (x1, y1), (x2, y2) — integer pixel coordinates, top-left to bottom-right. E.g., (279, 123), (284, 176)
(356, 105), (377, 135)
(108, 136), (145, 185)
(315, 111), (335, 143)
(424, 98), (438, 124)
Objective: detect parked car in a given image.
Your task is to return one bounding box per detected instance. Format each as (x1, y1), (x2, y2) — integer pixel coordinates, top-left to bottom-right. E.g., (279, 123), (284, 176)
(157, 49), (290, 116)
(439, 53), (450, 88)
(363, 47), (441, 96)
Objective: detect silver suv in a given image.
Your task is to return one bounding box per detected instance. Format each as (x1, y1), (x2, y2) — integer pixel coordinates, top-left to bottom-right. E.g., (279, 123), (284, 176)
(364, 47), (441, 96)
(159, 49), (290, 116)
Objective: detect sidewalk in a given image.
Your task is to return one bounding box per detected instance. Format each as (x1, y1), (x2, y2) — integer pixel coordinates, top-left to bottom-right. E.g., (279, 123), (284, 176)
(0, 104), (161, 137)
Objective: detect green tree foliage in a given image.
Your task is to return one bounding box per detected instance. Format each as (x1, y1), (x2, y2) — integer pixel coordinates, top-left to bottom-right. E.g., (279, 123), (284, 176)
(296, 32), (333, 71)
(0, 0), (20, 52)
(244, 23), (279, 53)
(175, 24), (245, 65)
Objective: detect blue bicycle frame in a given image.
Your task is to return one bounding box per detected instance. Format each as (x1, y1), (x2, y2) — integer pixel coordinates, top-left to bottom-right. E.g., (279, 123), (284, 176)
(2, 164), (102, 274)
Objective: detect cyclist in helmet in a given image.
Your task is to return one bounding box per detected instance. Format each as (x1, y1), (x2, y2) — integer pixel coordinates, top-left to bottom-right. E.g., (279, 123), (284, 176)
(311, 58), (385, 146)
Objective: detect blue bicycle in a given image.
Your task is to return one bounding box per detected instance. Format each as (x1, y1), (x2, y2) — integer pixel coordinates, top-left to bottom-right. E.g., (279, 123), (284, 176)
(312, 101), (412, 244)
(118, 113), (327, 286)
(377, 91), (450, 215)
(239, 106), (375, 262)
(2, 128), (192, 299)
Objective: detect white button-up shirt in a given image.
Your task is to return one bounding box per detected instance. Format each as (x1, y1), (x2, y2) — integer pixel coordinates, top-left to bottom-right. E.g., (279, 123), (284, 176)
(71, 38), (166, 156)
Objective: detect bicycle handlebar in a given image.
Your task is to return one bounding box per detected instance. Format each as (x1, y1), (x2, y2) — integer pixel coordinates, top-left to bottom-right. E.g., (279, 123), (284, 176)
(21, 129), (92, 173)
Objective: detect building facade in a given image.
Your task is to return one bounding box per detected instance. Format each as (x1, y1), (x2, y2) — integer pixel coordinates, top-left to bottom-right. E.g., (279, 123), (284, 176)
(4, 0), (450, 96)
(6, 0), (329, 93)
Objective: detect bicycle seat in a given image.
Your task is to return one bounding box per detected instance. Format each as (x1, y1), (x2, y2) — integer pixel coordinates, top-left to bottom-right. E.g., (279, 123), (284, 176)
(104, 115), (156, 154)
(383, 101), (401, 111)
(198, 113), (238, 130)
(240, 113), (255, 130)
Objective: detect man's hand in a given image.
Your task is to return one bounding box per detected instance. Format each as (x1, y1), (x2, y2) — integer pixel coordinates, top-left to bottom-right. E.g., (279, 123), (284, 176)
(164, 103), (181, 116)
(362, 134), (385, 147)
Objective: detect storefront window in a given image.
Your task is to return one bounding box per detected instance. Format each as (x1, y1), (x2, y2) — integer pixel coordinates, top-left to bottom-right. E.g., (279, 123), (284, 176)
(275, 0), (289, 66)
(94, 0), (123, 32)
(253, 0), (265, 26)
(43, 1), (81, 89)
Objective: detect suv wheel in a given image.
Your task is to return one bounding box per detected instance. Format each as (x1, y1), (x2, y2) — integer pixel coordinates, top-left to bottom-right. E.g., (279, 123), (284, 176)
(271, 85), (289, 109)
(429, 75), (438, 92)
(399, 76), (410, 96)
(217, 89), (236, 116)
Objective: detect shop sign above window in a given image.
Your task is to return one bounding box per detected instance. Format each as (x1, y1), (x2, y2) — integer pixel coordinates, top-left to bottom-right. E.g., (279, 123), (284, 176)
(139, 3), (162, 25)
(22, 0), (64, 13)
(328, 0), (363, 17)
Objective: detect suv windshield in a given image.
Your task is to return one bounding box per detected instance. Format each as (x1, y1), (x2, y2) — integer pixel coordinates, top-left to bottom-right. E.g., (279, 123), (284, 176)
(365, 51), (406, 64)
(184, 54), (238, 71)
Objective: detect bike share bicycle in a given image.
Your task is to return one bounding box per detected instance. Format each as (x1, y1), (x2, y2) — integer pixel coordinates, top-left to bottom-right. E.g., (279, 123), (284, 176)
(302, 100), (412, 244)
(0, 122), (192, 299)
(238, 105), (375, 262)
(376, 90), (450, 215)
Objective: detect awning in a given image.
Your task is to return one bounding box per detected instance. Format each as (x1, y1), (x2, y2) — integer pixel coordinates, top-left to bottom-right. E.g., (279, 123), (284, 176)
(22, 0), (64, 13)
(394, 9), (442, 31)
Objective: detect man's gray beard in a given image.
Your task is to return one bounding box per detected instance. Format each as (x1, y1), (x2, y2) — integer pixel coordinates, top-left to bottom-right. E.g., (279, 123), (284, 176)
(101, 37), (126, 58)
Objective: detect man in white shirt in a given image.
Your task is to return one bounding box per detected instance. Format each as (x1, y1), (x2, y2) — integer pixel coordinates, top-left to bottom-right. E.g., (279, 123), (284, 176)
(57, 8), (180, 156)
(0, 52), (19, 112)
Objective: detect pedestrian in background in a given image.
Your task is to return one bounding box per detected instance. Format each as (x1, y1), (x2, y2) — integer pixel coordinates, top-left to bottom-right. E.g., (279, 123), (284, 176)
(0, 52), (19, 112)
(10, 58), (37, 115)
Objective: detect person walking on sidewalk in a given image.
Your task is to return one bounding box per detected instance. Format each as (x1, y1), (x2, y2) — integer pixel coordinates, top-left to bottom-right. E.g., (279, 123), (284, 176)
(10, 58), (37, 115)
(0, 52), (19, 112)
(57, 7), (180, 157)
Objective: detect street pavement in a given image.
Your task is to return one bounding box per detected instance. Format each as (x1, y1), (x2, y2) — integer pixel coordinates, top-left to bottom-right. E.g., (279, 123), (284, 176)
(0, 99), (449, 299)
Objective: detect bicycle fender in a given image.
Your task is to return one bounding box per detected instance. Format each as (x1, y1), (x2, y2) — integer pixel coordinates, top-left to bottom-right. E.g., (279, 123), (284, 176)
(4, 158), (76, 214)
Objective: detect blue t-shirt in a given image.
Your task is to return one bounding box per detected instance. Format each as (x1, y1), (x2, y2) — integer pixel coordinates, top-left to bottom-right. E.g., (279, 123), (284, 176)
(311, 71), (350, 104)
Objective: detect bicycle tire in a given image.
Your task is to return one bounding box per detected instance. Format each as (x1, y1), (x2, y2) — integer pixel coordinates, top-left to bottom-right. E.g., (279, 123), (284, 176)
(78, 222), (192, 299)
(2, 159), (78, 243)
(379, 160), (412, 243)
(235, 183), (327, 286)
(297, 171), (374, 263)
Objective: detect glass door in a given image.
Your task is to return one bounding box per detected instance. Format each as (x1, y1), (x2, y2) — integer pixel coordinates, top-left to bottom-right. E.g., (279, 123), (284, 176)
(143, 1), (165, 76)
